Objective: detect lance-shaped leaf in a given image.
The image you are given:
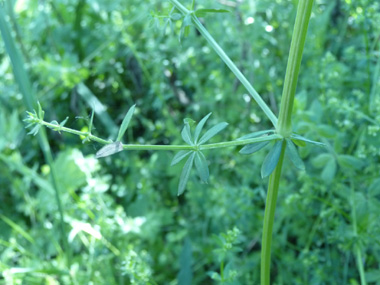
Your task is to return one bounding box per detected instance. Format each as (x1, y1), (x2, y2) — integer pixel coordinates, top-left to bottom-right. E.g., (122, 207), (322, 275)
(179, 13), (192, 41)
(178, 152), (196, 195)
(290, 134), (325, 147)
(240, 141), (270, 155)
(194, 112), (212, 144)
(198, 122), (228, 145)
(194, 151), (209, 183)
(237, 129), (274, 140)
(285, 138), (305, 170)
(96, 141), (123, 159)
(181, 122), (193, 145)
(88, 109), (95, 134)
(195, 9), (230, 17)
(261, 140), (283, 178)
(171, 150), (192, 166)
(116, 104), (136, 142)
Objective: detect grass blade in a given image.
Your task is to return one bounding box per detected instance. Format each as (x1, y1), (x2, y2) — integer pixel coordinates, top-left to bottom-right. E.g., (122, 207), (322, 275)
(261, 140), (283, 178)
(0, 215), (34, 244)
(198, 122), (228, 145)
(116, 104), (136, 142)
(178, 152), (195, 195)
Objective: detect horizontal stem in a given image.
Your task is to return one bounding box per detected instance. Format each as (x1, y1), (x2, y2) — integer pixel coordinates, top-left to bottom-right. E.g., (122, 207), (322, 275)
(36, 119), (281, 151)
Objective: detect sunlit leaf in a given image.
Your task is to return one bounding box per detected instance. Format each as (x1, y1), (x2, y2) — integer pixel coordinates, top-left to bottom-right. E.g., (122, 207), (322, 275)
(285, 138), (305, 170)
(240, 141), (269, 155)
(194, 151), (209, 182)
(116, 104), (136, 142)
(95, 141), (124, 159)
(194, 112), (212, 143)
(178, 152), (195, 195)
(171, 150), (192, 166)
(261, 140), (283, 178)
(198, 122), (228, 145)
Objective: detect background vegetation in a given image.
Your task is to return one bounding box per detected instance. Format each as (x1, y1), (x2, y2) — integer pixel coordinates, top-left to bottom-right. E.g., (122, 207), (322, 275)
(1, 0), (380, 284)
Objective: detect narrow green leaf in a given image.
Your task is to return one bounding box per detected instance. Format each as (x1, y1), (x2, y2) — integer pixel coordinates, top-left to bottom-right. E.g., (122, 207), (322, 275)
(194, 112), (212, 144)
(198, 122), (228, 145)
(240, 141), (269, 155)
(237, 130), (274, 140)
(261, 140), (283, 178)
(37, 101), (44, 120)
(285, 138), (305, 170)
(291, 138), (306, 147)
(191, 0), (196, 10)
(88, 109), (95, 133)
(290, 134), (325, 146)
(171, 150), (192, 166)
(96, 142), (123, 159)
(181, 122), (193, 145)
(0, 215), (34, 244)
(195, 9), (230, 17)
(116, 104), (136, 142)
(178, 152), (196, 195)
(60, 117), (69, 127)
(194, 151), (209, 182)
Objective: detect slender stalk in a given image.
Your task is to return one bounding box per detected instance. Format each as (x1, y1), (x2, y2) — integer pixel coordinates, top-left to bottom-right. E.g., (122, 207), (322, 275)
(261, 1), (314, 284)
(260, 141), (286, 285)
(33, 117), (282, 151)
(169, 0), (278, 127)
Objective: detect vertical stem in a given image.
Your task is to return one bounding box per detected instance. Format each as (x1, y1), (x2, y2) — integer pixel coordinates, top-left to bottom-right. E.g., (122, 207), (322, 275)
(276, 0), (314, 138)
(260, 141), (286, 285)
(261, 1), (314, 284)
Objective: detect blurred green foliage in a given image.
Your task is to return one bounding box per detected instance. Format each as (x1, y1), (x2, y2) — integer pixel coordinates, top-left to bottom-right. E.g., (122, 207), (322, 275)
(0, 0), (379, 284)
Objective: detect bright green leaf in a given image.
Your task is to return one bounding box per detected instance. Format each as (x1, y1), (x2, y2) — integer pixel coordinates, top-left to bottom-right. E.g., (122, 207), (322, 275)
(285, 138), (305, 170)
(194, 113), (212, 143)
(261, 140), (283, 178)
(171, 150), (192, 166)
(195, 9), (230, 17)
(194, 151), (209, 182)
(116, 104), (136, 142)
(181, 122), (193, 145)
(178, 152), (195, 195)
(291, 138), (306, 147)
(239, 141), (269, 155)
(198, 122), (228, 145)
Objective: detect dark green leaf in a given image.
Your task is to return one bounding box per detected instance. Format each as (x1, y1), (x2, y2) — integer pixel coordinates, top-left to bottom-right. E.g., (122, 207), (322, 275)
(237, 129), (274, 140)
(88, 109), (94, 133)
(198, 122), (228, 145)
(369, 178), (380, 197)
(195, 9), (230, 17)
(321, 158), (336, 182)
(239, 141), (269, 155)
(261, 140), (283, 178)
(311, 153), (332, 168)
(180, 14), (192, 41)
(171, 150), (192, 166)
(116, 104), (136, 142)
(194, 151), (209, 182)
(285, 139), (305, 170)
(194, 113), (212, 143)
(337, 155), (364, 171)
(178, 152), (195, 195)
(181, 122), (193, 145)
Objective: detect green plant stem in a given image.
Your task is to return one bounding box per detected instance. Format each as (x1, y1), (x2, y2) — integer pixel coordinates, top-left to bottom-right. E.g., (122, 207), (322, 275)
(276, 0), (314, 138)
(260, 141), (286, 285)
(261, 1), (314, 284)
(34, 118), (282, 151)
(169, 0), (278, 127)
(350, 179), (367, 285)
